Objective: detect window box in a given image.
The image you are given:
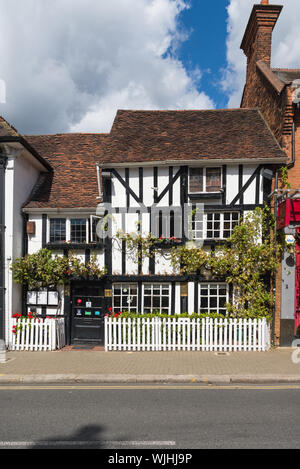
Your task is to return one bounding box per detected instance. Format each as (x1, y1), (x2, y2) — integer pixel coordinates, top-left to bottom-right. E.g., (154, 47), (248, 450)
(188, 192), (222, 200)
(46, 242), (104, 250)
(152, 237), (184, 249)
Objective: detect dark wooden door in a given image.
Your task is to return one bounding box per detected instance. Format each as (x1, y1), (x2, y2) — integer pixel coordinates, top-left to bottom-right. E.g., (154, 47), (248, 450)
(71, 284), (105, 345)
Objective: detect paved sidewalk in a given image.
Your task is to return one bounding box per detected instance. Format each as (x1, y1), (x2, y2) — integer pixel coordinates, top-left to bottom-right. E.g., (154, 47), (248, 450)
(1, 347), (300, 384)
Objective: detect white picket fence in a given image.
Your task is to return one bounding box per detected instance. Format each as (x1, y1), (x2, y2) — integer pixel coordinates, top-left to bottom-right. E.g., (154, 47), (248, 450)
(9, 317), (66, 351)
(105, 317), (271, 352)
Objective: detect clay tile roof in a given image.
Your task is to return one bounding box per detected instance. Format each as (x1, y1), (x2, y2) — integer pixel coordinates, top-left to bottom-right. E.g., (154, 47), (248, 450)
(103, 108), (286, 164)
(0, 115), (20, 138)
(23, 133), (109, 209)
(23, 108), (286, 209)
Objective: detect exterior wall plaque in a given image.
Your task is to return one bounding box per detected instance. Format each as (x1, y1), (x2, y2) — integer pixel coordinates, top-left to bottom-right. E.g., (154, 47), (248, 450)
(180, 283), (188, 297)
(105, 289), (112, 298)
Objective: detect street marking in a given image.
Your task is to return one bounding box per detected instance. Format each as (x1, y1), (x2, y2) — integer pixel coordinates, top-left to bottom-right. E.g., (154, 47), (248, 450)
(0, 440), (176, 448)
(1, 384), (300, 390)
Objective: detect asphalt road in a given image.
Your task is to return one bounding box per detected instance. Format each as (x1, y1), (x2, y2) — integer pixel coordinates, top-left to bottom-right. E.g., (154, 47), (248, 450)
(0, 384), (300, 449)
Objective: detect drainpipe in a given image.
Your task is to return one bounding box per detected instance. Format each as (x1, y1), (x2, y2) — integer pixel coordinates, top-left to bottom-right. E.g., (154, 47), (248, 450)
(96, 164), (103, 202)
(0, 151), (8, 341)
(272, 169), (279, 345)
(287, 119), (295, 169)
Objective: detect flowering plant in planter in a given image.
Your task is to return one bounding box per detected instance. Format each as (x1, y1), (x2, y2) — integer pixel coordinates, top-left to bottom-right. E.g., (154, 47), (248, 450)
(11, 311), (41, 334)
(105, 307), (123, 319)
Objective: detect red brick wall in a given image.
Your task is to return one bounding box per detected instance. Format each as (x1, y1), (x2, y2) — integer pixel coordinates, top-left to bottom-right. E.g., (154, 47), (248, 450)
(242, 67), (287, 145)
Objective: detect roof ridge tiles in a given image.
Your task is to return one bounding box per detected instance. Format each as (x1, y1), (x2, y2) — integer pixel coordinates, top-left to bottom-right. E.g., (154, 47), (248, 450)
(116, 108), (258, 113)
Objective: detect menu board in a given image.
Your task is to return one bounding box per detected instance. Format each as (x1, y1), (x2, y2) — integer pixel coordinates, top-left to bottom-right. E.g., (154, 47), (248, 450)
(37, 291), (48, 305)
(27, 290), (59, 306)
(27, 291), (37, 305)
(48, 291), (59, 306)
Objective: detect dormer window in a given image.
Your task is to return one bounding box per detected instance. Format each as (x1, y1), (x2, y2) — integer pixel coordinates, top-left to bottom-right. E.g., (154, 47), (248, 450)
(189, 167), (222, 193)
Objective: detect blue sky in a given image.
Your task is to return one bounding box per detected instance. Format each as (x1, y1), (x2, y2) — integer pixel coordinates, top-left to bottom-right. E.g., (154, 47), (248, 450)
(177, 0), (230, 109)
(0, 0), (299, 134)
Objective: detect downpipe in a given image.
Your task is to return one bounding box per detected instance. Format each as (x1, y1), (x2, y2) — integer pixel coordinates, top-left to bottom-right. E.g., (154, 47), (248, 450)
(0, 151), (7, 342)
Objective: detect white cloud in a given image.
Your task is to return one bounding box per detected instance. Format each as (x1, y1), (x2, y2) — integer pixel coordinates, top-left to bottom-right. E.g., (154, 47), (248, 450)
(224, 0), (300, 108)
(0, 0), (214, 134)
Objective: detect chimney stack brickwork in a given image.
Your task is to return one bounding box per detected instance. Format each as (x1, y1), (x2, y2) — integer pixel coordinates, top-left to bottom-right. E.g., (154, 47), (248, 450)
(241, 5), (286, 148)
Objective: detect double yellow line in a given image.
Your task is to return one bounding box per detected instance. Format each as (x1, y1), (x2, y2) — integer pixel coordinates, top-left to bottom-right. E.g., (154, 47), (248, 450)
(0, 384), (300, 390)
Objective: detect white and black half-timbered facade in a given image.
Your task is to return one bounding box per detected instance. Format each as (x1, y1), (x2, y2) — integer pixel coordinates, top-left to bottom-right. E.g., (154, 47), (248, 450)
(0, 109), (287, 345)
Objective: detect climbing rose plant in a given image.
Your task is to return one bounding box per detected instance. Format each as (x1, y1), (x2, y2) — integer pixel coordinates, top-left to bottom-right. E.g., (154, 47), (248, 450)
(11, 248), (107, 289)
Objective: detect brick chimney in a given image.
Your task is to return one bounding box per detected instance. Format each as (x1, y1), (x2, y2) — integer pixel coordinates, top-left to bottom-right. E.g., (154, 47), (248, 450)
(240, 2), (283, 115)
(241, 2), (282, 67)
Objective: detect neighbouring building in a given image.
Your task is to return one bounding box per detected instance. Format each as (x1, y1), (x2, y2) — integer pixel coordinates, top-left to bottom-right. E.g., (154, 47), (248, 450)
(0, 118), (52, 344)
(240, 0), (300, 345)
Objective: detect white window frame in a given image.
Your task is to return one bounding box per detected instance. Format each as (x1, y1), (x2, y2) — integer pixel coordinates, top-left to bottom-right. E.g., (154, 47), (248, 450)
(142, 283), (172, 315)
(198, 283), (229, 315)
(191, 211), (240, 240)
(189, 166), (222, 194)
(48, 217), (67, 244)
(90, 215), (102, 243)
(112, 283), (138, 313)
(48, 216), (89, 244)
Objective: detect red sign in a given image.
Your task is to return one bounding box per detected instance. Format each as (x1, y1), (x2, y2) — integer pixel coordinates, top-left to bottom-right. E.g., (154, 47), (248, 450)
(277, 199), (300, 229)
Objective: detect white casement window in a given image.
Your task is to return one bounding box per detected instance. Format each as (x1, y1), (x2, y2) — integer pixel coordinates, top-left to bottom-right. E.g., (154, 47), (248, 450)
(198, 283), (229, 315)
(191, 211), (240, 240)
(90, 215), (102, 243)
(49, 218), (67, 243)
(112, 283), (138, 313)
(48, 217), (90, 244)
(189, 167), (222, 193)
(70, 218), (88, 243)
(143, 283), (171, 315)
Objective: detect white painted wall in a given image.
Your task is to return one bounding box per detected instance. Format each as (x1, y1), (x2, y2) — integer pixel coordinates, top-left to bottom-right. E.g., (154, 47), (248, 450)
(226, 165), (239, 205)
(4, 149), (42, 343)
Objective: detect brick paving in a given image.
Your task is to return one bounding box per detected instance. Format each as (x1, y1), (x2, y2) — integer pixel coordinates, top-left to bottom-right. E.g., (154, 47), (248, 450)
(1, 348), (300, 381)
